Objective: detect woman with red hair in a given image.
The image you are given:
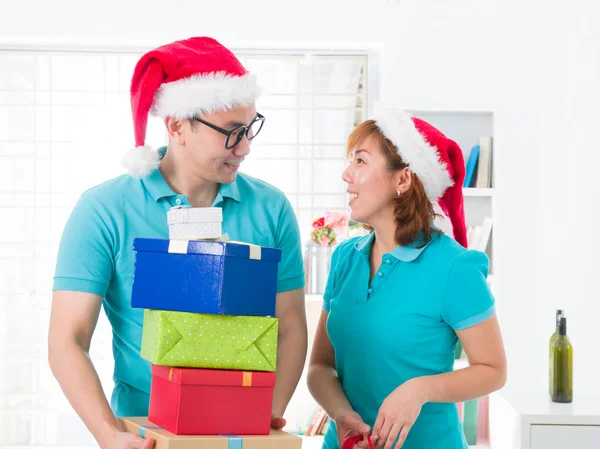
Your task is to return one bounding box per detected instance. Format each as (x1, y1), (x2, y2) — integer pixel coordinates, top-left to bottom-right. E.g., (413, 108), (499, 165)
(308, 109), (506, 449)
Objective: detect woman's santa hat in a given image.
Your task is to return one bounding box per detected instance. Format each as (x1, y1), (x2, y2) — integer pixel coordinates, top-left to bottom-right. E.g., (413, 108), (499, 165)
(372, 108), (468, 247)
(121, 36), (260, 177)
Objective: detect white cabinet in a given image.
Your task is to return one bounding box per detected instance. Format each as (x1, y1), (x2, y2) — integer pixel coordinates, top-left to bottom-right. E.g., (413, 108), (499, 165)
(489, 389), (600, 449)
(530, 425), (600, 449)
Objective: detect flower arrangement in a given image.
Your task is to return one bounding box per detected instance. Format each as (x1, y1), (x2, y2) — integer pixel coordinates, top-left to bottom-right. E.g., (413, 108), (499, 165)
(311, 211), (349, 247)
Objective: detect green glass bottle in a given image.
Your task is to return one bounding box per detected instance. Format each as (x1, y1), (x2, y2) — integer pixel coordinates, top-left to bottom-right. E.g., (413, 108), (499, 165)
(549, 309), (564, 395)
(551, 316), (573, 403)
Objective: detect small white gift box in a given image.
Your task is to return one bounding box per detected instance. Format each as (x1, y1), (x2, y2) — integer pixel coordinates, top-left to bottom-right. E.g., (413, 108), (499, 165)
(167, 206), (223, 240)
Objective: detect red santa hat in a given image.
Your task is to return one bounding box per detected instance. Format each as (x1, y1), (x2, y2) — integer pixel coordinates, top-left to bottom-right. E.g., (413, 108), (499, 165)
(121, 37), (260, 177)
(372, 108), (468, 248)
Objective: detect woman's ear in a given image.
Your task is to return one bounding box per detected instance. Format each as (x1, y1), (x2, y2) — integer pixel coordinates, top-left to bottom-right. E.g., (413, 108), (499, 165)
(395, 167), (412, 195)
(164, 117), (186, 145)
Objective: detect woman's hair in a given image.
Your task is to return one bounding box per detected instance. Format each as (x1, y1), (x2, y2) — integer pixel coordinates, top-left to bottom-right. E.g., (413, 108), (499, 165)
(346, 120), (442, 247)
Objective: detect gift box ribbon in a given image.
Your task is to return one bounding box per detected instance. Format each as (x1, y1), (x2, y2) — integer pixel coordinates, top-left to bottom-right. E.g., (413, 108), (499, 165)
(138, 425), (243, 448)
(221, 434), (243, 449)
(138, 425), (162, 438)
(167, 235), (262, 260)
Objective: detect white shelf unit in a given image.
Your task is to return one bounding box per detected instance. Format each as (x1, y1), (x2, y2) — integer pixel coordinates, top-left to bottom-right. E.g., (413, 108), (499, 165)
(291, 110), (496, 448)
(463, 187), (494, 197)
(411, 109), (495, 449)
(410, 110), (495, 276)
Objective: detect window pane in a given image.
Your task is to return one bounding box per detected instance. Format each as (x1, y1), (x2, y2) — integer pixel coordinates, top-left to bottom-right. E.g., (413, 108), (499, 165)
(0, 208), (35, 243)
(0, 54), (35, 90)
(0, 142), (35, 157)
(0, 106), (35, 141)
(314, 95), (358, 109)
(313, 159), (347, 193)
(0, 157), (35, 192)
(256, 109), (297, 144)
(313, 58), (364, 94)
(313, 109), (355, 144)
(244, 58), (298, 94)
(243, 159), (298, 194)
(256, 95), (297, 109)
(51, 54), (105, 91)
(0, 91), (35, 105)
(314, 145), (345, 159)
(251, 145), (297, 159)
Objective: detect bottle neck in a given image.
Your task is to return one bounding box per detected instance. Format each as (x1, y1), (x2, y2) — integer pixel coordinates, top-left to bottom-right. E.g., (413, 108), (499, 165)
(558, 317), (567, 336)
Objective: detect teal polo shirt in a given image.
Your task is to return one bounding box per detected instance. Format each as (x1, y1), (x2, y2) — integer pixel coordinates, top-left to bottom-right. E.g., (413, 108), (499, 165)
(322, 231), (495, 449)
(52, 147), (305, 417)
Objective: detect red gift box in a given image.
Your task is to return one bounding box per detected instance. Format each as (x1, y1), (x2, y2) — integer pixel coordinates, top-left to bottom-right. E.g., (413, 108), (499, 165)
(148, 365), (276, 435)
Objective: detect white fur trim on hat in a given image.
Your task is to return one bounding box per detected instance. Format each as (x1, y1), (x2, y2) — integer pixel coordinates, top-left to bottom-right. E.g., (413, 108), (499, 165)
(151, 72), (260, 119)
(373, 109), (453, 201)
(121, 144), (161, 178)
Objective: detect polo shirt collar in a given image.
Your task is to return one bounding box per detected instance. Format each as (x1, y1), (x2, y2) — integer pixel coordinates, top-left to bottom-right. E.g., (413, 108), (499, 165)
(218, 180), (241, 203)
(141, 146), (241, 203)
(353, 230), (436, 262)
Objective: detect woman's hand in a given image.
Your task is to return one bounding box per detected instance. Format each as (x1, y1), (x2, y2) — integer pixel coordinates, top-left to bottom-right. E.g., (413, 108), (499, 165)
(334, 409), (371, 449)
(371, 378), (427, 449)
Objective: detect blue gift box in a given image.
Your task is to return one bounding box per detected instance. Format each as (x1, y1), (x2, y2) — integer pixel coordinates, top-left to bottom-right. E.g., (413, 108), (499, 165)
(131, 238), (281, 317)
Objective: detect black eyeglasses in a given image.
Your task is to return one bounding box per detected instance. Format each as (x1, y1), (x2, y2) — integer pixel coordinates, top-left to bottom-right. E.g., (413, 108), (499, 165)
(192, 113), (265, 150)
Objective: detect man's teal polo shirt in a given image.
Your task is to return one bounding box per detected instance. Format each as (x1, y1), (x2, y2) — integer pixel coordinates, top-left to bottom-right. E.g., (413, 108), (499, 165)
(53, 147), (305, 417)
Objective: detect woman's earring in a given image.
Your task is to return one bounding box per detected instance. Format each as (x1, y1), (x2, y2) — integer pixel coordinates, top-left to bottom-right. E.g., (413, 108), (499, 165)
(396, 189), (401, 197)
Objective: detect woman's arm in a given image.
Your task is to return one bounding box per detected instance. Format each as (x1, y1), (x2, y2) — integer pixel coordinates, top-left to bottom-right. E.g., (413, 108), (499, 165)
(368, 314), (506, 449)
(413, 313), (507, 403)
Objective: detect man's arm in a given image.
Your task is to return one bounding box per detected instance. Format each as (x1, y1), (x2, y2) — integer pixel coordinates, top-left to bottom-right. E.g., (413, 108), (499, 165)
(48, 188), (153, 449)
(271, 287), (308, 422)
(48, 291), (153, 449)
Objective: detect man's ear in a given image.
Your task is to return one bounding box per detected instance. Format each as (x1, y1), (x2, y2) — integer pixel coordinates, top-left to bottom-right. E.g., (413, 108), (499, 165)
(164, 116), (186, 145)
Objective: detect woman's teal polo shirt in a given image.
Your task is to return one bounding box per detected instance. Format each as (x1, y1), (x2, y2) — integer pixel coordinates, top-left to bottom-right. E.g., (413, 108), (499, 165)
(322, 231), (495, 449)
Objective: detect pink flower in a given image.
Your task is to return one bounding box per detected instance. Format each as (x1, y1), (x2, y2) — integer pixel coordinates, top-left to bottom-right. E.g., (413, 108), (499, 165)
(312, 217), (325, 229)
(325, 211), (348, 231)
(319, 235), (330, 247)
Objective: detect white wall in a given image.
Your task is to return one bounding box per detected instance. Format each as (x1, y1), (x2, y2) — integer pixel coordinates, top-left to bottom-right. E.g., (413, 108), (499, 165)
(2, 0), (600, 429)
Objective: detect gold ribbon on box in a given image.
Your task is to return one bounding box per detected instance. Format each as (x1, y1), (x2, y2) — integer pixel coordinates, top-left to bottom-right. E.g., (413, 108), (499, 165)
(166, 368), (252, 386)
(242, 371), (252, 387)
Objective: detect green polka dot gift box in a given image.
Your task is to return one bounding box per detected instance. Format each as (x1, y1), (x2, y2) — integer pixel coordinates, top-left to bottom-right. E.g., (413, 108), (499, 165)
(140, 309), (278, 372)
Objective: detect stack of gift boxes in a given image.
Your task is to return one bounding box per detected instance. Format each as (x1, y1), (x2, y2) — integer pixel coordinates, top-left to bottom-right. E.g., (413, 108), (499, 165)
(123, 206), (299, 446)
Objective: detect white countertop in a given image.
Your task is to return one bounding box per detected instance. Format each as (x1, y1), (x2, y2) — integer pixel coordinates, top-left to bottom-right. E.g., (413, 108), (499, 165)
(497, 388), (600, 425)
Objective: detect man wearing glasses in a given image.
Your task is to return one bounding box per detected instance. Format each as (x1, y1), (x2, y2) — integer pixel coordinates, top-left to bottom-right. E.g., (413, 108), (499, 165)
(48, 37), (307, 449)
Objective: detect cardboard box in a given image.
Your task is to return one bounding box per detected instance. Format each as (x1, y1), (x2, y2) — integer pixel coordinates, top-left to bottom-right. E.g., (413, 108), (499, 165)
(131, 238), (281, 317)
(148, 366), (275, 435)
(141, 309), (278, 372)
(167, 206), (223, 240)
(119, 417), (302, 449)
